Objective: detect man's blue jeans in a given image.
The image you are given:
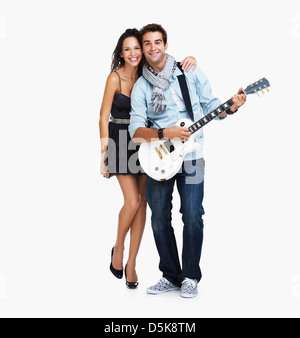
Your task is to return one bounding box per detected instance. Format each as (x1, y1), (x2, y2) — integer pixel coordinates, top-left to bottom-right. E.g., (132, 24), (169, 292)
(146, 159), (205, 286)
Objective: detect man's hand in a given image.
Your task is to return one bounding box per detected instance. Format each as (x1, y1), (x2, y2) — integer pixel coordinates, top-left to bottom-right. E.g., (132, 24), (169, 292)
(229, 87), (247, 112)
(164, 126), (192, 142)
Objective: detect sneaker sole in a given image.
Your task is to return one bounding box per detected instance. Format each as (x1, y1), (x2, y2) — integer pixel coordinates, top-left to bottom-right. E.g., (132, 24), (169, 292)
(146, 287), (180, 295)
(180, 292), (198, 298)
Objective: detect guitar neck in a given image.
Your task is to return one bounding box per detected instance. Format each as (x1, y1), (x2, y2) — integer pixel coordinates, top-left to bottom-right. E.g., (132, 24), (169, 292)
(188, 91), (245, 135)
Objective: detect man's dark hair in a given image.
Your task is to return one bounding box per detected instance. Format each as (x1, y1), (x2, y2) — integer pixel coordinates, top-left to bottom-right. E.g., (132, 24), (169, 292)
(139, 23), (168, 45)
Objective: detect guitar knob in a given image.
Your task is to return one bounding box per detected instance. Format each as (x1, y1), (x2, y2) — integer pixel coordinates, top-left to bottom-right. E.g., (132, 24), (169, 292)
(180, 122), (185, 127)
(161, 170), (165, 174)
(155, 167), (159, 171)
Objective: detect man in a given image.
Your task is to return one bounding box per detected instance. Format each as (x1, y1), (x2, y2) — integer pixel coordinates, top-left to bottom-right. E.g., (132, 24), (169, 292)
(129, 24), (246, 298)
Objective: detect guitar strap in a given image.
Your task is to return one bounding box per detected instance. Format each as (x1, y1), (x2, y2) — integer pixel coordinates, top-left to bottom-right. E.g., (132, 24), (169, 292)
(177, 62), (194, 122)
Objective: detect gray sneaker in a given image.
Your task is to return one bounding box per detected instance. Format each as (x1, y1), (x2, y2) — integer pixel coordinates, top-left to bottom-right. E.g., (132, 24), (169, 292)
(146, 277), (180, 295)
(180, 278), (198, 298)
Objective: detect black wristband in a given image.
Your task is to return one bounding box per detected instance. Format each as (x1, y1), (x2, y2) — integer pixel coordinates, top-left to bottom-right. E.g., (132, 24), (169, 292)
(158, 128), (165, 140)
(226, 108), (238, 115)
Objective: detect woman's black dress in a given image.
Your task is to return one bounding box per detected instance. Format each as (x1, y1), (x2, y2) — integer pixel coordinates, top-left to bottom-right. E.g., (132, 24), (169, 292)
(105, 72), (143, 178)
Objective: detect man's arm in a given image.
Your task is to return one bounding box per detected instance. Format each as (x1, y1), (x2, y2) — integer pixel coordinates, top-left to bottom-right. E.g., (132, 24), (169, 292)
(192, 67), (246, 118)
(193, 66), (223, 118)
(132, 126), (191, 143)
(128, 81), (149, 141)
(129, 80), (191, 143)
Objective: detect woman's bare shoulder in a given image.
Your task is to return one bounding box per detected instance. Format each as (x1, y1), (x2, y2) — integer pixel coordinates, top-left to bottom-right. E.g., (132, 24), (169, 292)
(107, 71), (120, 83)
(105, 71), (120, 93)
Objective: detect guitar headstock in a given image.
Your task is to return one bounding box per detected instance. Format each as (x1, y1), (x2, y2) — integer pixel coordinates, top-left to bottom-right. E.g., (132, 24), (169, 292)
(244, 78), (271, 96)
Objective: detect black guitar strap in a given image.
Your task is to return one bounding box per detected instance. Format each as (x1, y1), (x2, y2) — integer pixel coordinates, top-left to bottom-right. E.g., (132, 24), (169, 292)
(177, 62), (194, 122)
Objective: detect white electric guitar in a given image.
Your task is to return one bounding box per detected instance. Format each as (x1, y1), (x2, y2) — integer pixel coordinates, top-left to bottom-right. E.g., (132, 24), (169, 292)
(138, 78), (270, 181)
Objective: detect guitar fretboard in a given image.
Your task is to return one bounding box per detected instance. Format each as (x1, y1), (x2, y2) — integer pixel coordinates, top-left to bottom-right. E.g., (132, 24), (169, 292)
(188, 99), (234, 134)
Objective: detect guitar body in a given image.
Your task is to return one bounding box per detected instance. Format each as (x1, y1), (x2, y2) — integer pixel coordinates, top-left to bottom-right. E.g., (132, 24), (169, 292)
(138, 119), (200, 181)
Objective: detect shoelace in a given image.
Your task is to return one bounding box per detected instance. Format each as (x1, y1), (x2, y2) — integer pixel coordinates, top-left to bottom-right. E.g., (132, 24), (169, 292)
(154, 278), (173, 290)
(181, 279), (197, 291)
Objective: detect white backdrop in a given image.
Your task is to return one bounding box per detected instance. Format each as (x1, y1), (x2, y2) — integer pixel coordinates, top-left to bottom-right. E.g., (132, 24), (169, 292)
(0, 0), (300, 318)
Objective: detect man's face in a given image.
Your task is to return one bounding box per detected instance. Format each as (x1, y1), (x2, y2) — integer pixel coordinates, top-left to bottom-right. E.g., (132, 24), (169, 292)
(142, 31), (168, 65)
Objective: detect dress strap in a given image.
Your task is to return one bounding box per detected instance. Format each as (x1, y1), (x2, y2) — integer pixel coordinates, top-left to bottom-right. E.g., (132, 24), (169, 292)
(114, 71), (122, 94)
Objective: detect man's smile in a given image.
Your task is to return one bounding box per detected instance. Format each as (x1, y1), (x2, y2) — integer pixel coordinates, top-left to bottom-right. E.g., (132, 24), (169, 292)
(149, 51), (159, 56)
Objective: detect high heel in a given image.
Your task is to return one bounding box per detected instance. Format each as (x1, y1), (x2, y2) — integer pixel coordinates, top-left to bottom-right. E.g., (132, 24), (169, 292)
(110, 247), (123, 279)
(125, 263), (139, 289)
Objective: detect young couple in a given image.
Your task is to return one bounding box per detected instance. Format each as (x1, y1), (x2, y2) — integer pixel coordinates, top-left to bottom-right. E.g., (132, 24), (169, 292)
(99, 24), (246, 298)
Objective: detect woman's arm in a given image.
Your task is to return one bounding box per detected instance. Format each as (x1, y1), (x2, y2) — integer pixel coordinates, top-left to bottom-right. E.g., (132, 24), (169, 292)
(99, 72), (119, 177)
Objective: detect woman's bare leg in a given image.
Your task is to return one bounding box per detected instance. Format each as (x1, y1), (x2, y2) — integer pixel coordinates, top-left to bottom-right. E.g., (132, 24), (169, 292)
(126, 174), (147, 283)
(112, 175), (140, 271)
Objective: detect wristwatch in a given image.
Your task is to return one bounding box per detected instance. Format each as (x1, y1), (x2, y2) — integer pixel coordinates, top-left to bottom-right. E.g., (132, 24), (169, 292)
(158, 128), (165, 140)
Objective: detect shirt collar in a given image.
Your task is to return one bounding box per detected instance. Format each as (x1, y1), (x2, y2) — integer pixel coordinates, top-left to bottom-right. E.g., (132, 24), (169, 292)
(172, 67), (183, 80)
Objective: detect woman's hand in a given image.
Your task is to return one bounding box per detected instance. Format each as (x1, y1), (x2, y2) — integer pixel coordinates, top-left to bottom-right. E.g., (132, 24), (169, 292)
(101, 164), (110, 178)
(100, 152), (110, 178)
(181, 56), (197, 72)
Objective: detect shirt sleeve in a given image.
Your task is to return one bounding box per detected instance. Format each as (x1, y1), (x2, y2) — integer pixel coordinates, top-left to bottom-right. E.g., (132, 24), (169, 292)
(128, 81), (149, 139)
(193, 66), (225, 120)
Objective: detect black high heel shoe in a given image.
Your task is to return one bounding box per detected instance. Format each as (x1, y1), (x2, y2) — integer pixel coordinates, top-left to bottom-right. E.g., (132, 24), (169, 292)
(109, 247), (123, 279)
(125, 264), (139, 289)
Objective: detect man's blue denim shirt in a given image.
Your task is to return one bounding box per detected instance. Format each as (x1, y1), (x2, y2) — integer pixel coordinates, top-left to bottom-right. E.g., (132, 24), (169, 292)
(129, 65), (224, 161)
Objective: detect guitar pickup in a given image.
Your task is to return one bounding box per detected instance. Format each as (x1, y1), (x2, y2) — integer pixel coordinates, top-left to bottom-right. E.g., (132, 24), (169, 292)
(160, 144), (168, 155)
(155, 147), (163, 160)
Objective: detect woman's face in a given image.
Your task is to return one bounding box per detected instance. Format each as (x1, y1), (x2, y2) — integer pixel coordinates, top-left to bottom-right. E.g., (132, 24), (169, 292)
(120, 37), (142, 67)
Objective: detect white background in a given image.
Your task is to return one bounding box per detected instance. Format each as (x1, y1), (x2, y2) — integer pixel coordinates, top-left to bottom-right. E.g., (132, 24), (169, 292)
(0, 0), (300, 318)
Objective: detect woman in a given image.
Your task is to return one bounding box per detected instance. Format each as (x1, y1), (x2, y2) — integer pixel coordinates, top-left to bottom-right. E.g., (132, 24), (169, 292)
(99, 28), (197, 289)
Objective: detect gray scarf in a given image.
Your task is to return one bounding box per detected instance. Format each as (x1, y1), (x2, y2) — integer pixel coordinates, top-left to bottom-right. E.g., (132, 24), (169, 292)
(142, 54), (177, 114)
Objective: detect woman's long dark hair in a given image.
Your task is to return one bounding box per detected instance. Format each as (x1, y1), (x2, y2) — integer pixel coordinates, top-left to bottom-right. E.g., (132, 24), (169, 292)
(111, 28), (144, 77)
